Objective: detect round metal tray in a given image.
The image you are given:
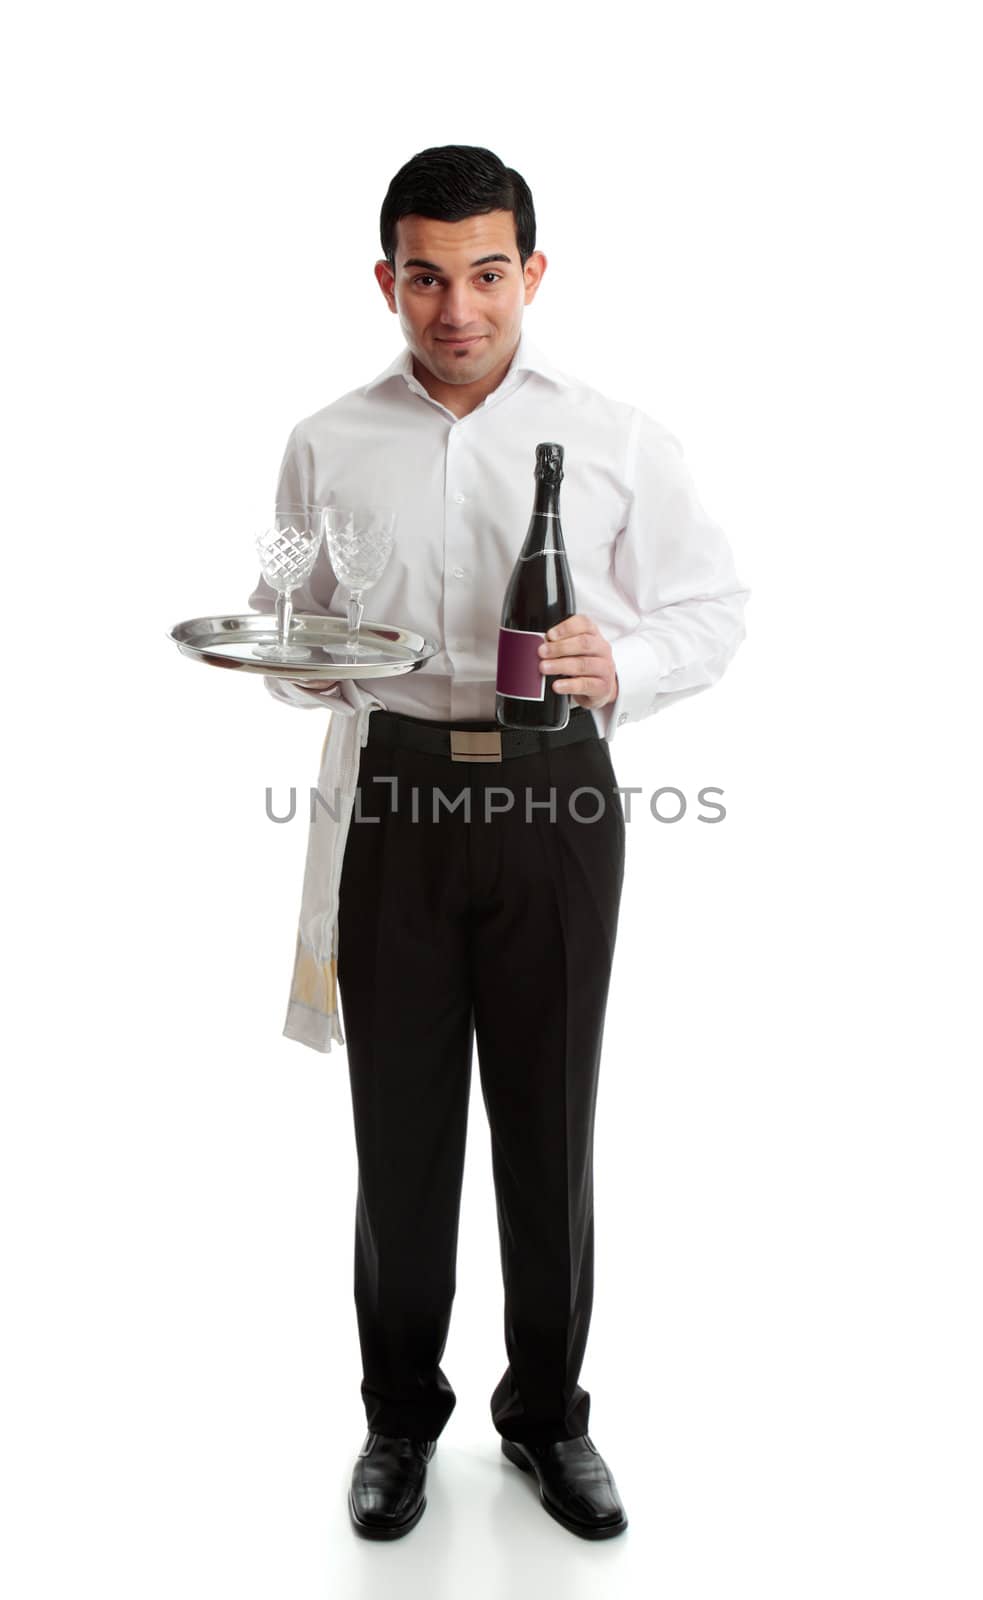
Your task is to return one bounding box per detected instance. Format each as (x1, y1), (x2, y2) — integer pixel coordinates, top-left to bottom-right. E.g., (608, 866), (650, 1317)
(168, 612), (438, 679)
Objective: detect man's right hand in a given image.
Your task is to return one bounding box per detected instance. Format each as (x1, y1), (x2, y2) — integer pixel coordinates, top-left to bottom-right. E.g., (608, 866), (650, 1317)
(287, 679), (339, 693)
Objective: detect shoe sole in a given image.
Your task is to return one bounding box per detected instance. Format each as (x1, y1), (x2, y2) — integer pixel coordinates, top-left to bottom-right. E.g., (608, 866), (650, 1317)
(348, 1487), (427, 1540)
(500, 1438), (628, 1540)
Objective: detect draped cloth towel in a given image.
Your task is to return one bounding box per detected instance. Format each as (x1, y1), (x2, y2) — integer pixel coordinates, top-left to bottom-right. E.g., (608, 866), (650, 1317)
(282, 679), (386, 1053)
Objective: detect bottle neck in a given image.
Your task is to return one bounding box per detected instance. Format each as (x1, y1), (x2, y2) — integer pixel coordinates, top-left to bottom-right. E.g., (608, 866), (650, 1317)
(533, 475), (560, 516)
(522, 475), (563, 555)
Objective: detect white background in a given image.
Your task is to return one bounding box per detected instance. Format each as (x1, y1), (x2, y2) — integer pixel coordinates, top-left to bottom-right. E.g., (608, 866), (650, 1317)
(3, 1), (980, 1595)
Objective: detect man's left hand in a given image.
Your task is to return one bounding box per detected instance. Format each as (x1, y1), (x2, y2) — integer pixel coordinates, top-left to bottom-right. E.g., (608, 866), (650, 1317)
(538, 614), (618, 710)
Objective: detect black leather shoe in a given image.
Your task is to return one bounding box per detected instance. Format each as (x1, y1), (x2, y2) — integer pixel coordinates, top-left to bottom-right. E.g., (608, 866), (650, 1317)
(348, 1431), (437, 1539)
(501, 1434), (628, 1539)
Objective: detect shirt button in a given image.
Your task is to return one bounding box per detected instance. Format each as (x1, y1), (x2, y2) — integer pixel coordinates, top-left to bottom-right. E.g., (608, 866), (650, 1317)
(453, 493), (466, 504)
(452, 566), (466, 579)
(618, 712), (629, 726)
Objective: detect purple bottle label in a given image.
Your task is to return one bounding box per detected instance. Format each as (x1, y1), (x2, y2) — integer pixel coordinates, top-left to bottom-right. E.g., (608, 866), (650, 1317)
(496, 626), (546, 701)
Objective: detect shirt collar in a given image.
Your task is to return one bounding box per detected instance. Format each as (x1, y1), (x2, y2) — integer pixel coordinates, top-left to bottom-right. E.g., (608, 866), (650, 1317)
(362, 327), (573, 398)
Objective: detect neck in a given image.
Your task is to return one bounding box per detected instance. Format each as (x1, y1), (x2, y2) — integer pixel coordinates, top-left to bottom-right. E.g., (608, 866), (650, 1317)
(412, 340), (520, 418)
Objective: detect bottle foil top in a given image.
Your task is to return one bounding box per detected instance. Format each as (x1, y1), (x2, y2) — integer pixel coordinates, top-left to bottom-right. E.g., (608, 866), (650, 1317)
(535, 442), (564, 483)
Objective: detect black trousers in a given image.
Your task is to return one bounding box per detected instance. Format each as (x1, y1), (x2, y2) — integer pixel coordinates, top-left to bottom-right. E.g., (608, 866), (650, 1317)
(336, 708), (625, 1447)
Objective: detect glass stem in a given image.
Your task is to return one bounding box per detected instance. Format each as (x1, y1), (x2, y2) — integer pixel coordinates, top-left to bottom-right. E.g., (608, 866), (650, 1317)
(276, 589), (293, 649)
(346, 590), (364, 650)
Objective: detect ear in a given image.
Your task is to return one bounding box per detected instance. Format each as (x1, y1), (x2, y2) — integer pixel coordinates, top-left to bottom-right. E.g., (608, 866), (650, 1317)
(523, 251), (548, 306)
(374, 259), (398, 314)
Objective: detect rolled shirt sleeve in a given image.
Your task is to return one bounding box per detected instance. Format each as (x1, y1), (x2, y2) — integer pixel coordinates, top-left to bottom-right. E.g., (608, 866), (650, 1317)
(600, 409), (750, 737)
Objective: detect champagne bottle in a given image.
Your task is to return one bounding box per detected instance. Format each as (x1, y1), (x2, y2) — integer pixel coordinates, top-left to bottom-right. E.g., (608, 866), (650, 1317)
(495, 442), (576, 731)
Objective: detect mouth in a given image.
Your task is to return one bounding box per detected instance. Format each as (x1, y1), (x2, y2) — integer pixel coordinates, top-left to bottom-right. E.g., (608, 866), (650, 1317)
(436, 335), (486, 347)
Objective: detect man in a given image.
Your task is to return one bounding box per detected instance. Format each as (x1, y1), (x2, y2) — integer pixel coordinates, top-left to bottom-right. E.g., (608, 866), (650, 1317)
(251, 144), (749, 1541)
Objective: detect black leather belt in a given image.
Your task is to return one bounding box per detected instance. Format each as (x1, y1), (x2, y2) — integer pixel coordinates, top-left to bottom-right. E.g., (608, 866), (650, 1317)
(366, 705), (599, 763)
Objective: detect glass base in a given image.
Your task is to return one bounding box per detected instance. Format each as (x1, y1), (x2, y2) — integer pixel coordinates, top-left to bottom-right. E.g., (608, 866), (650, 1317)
(254, 641), (314, 661)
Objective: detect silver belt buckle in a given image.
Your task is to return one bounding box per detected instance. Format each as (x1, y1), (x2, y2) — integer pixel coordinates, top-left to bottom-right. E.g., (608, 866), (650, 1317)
(450, 729), (503, 763)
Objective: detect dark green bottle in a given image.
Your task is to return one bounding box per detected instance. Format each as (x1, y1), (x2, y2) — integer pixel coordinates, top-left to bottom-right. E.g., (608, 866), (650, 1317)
(495, 443), (576, 731)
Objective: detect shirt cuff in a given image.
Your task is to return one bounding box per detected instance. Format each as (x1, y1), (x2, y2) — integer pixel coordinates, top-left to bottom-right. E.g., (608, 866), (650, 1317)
(600, 631), (664, 741)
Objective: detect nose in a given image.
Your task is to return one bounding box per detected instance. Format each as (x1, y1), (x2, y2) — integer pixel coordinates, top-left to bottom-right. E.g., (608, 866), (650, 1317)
(438, 280), (480, 329)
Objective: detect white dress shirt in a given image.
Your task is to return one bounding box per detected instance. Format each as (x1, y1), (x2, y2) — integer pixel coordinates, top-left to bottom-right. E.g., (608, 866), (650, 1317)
(249, 327), (749, 742)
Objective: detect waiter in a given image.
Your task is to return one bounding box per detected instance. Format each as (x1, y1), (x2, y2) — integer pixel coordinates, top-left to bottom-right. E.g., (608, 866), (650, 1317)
(251, 144), (749, 1541)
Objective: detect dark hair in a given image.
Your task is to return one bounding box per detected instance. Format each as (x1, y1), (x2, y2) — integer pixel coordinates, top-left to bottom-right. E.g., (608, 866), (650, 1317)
(380, 144), (536, 269)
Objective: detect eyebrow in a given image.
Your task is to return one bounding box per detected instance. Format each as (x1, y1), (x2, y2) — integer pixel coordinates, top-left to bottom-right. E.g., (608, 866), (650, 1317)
(401, 254), (513, 272)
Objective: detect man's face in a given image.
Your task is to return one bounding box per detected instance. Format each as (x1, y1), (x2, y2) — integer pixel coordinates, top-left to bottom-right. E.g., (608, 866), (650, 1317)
(374, 211), (546, 387)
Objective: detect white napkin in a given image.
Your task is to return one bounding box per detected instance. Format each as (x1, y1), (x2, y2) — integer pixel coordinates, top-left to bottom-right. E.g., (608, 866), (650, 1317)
(281, 677), (386, 1053)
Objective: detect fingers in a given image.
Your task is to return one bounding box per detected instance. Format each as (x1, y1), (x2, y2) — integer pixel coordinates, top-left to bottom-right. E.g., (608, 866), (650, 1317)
(540, 657), (607, 688)
(551, 675), (608, 695)
(538, 618), (614, 704)
(545, 613), (594, 639)
(541, 627), (599, 654)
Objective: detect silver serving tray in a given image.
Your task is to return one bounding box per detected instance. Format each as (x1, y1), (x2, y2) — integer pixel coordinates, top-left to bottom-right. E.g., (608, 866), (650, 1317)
(169, 612), (438, 679)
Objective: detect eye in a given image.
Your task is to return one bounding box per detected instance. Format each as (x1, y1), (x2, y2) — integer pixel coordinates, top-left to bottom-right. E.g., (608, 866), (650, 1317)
(410, 271), (503, 288)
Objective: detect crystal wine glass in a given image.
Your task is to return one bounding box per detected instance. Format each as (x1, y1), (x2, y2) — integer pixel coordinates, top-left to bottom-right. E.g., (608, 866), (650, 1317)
(254, 503), (323, 660)
(323, 505), (396, 653)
